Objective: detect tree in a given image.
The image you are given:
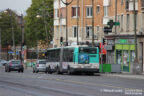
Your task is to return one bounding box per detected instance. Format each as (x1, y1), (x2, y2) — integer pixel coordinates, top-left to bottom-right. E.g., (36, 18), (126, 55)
(25, 0), (53, 48)
(0, 10), (21, 47)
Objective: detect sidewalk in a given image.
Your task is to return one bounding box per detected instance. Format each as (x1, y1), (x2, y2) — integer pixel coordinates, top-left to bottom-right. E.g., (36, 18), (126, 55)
(102, 72), (144, 80)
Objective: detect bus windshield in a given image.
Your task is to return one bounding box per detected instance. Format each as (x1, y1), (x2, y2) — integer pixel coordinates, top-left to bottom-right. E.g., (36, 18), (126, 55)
(79, 47), (97, 54)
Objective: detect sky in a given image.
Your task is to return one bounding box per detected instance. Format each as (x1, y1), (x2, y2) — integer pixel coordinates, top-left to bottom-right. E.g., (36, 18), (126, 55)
(0, 0), (32, 15)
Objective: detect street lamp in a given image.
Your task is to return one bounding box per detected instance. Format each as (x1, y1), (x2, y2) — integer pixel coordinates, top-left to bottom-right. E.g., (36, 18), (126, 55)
(61, 0), (73, 46)
(36, 11), (49, 46)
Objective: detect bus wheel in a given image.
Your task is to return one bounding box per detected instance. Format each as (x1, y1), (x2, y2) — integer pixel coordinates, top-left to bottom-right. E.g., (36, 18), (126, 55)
(48, 66), (52, 74)
(56, 67), (63, 75)
(68, 67), (72, 75)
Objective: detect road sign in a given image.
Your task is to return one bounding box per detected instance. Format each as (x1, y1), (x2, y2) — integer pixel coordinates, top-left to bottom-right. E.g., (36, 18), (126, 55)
(114, 22), (120, 26)
(104, 45), (114, 50)
(16, 51), (19, 55)
(8, 51), (14, 54)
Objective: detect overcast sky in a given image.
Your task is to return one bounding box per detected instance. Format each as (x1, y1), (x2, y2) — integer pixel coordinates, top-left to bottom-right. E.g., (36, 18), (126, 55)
(0, 0), (32, 15)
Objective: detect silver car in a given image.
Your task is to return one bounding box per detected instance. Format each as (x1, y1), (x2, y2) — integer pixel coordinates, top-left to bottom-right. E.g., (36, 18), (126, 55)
(33, 60), (47, 73)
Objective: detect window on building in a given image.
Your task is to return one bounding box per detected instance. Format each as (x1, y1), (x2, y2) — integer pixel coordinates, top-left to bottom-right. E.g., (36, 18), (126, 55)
(142, 0), (144, 8)
(54, 9), (59, 18)
(96, 5), (100, 14)
(73, 26), (77, 37)
(136, 13), (138, 29)
(121, 15), (123, 31)
(86, 6), (93, 17)
(104, 6), (108, 17)
(126, 14), (130, 31)
(56, 26), (59, 38)
(86, 26), (92, 38)
(121, 0), (124, 5)
(72, 7), (80, 17)
(142, 13), (144, 27)
(97, 26), (99, 33)
(125, 0), (129, 10)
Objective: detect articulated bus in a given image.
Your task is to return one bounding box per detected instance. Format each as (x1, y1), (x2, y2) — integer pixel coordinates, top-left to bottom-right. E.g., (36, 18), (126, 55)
(45, 45), (99, 74)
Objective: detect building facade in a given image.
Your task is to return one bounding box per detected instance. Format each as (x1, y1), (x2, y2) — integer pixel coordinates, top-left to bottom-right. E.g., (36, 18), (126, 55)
(53, 0), (144, 73)
(53, 0), (104, 47)
(104, 0), (144, 73)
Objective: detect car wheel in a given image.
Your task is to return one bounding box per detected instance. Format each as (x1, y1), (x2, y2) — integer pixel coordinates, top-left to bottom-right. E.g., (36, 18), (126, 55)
(21, 70), (24, 73)
(5, 68), (7, 72)
(18, 70), (20, 73)
(8, 68), (11, 72)
(56, 67), (63, 75)
(36, 70), (38, 73)
(47, 66), (52, 74)
(67, 67), (73, 75)
(33, 69), (35, 73)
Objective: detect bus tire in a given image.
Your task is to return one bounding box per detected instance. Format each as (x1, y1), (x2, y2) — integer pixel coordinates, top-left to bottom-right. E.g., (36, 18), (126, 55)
(47, 66), (52, 74)
(68, 67), (72, 75)
(56, 67), (63, 75)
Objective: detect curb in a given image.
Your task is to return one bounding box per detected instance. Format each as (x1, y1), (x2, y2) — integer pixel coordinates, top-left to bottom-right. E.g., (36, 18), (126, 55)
(102, 73), (144, 80)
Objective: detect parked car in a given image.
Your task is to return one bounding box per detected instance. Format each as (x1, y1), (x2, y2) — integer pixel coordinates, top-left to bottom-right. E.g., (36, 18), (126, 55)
(5, 60), (24, 73)
(0, 60), (8, 66)
(33, 60), (47, 73)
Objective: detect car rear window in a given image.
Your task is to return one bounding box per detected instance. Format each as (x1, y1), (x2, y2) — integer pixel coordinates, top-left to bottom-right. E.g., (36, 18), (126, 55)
(39, 61), (46, 64)
(12, 61), (21, 64)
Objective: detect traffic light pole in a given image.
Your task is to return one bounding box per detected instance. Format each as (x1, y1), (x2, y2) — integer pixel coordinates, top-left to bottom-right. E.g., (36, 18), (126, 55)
(101, 39), (103, 73)
(115, 0), (117, 34)
(0, 28), (1, 61)
(92, 0), (94, 47)
(20, 14), (24, 64)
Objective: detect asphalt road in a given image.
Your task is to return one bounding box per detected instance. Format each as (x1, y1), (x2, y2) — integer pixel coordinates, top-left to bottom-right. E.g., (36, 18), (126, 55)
(0, 67), (143, 96)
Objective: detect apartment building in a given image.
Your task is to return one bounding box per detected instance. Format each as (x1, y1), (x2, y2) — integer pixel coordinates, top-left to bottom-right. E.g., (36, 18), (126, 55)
(104, 0), (144, 73)
(53, 0), (104, 47)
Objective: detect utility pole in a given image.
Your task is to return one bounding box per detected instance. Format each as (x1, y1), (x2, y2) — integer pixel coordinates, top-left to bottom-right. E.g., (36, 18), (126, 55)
(21, 14), (24, 63)
(134, 0), (137, 59)
(92, 0), (94, 47)
(133, 0), (139, 74)
(0, 28), (1, 60)
(115, 0), (117, 34)
(10, 11), (15, 59)
(77, 0), (79, 45)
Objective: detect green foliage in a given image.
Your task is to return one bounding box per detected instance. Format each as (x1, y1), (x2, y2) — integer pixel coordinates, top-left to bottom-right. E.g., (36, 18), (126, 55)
(25, 0), (53, 48)
(0, 11), (21, 47)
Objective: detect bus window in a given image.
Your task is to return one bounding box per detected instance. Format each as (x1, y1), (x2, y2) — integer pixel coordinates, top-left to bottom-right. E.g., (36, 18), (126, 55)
(63, 48), (74, 62)
(79, 47), (97, 54)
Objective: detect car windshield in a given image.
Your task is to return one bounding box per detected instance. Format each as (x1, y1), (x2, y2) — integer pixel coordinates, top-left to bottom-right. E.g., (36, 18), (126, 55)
(39, 61), (46, 64)
(79, 47), (97, 54)
(12, 61), (21, 64)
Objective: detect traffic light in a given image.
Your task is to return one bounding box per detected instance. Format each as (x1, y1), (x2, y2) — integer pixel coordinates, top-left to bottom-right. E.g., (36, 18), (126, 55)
(103, 38), (106, 45)
(107, 20), (114, 29)
(60, 37), (63, 44)
(104, 26), (112, 34)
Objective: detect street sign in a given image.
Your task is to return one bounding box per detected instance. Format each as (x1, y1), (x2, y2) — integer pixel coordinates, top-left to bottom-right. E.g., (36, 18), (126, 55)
(8, 51), (14, 54)
(114, 22), (120, 26)
(104, 45), (114, 50)
(16, 51), (19, 55)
